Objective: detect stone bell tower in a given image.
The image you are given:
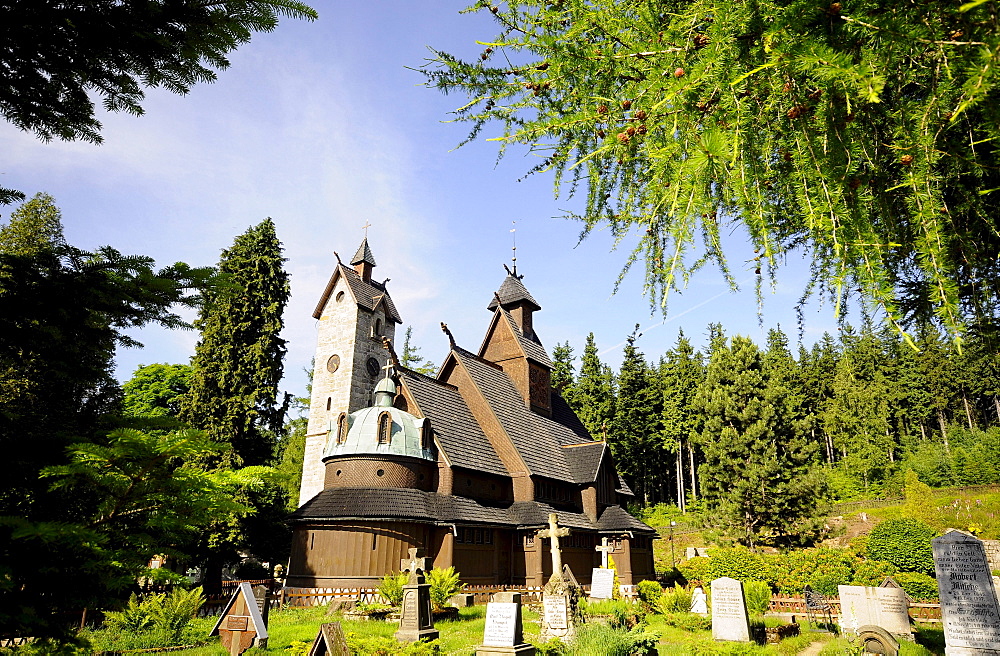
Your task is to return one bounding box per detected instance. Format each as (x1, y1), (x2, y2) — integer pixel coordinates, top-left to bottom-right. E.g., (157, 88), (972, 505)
(297, 237), (401, 505)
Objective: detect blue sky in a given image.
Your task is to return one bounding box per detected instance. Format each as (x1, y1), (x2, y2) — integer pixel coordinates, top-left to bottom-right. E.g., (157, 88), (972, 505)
(0, 2), (848, 398)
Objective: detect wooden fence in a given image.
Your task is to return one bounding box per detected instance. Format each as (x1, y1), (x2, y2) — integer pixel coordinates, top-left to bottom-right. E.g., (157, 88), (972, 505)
(277, 584), (548, 608)
(768, 595), (941, 623)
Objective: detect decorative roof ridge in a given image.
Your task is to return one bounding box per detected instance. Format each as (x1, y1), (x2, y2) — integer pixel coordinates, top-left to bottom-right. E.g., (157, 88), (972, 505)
(452, 345), (505, 371)
(562, 441), (606, 449)
(399, 367), (457, 391)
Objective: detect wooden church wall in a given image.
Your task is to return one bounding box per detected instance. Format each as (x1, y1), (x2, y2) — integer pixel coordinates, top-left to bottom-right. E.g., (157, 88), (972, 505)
(288, 522), (432, 587)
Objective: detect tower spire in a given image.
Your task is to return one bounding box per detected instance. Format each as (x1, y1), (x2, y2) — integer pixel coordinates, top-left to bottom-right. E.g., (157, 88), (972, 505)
(510, 221), (518, 277)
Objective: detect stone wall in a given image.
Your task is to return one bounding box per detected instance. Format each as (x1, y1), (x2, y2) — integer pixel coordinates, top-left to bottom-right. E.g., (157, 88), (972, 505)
(983, 539), (1000, 571)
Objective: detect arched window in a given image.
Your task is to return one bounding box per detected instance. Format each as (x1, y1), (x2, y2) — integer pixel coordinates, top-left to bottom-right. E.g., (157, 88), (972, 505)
(377, 411), (392, 444)
(336, 412), (349, 444)
(372, 317), (383, 337)
(420, 418), (431, 449)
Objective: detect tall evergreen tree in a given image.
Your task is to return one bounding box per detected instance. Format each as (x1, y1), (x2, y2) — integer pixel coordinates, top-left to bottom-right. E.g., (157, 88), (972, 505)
(180, 218), (290, 467)
(571, 332), (616, 439)
(824, 324), (893, 494)
(400, 325), (436, 375)
(609, 326), (661, 503)
(551, 340), (576, 395)
(660, 329), (704, 511)
(694, 335), (825, 547)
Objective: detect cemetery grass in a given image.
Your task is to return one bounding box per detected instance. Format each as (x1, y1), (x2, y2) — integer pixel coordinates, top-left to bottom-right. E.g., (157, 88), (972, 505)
(164, 606), (847, 655)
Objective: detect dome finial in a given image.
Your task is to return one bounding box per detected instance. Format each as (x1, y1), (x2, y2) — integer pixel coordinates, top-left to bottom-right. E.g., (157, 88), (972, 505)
(373, 358), (396, 407)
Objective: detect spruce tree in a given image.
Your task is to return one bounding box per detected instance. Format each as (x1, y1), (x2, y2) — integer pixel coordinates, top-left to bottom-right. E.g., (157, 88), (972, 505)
(609, 326), (660, 503)
(694, 335), (825, 547)
(551, 340), (576, 395)
(401, 325), (436, 375)
(571, 332), (615, 439)
(660, 329), (704, 511)
(180, 218), (290, 467)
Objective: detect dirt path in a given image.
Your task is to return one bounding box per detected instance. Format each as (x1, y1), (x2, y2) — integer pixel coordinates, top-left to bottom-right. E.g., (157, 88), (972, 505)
(797, 638), (829, 656)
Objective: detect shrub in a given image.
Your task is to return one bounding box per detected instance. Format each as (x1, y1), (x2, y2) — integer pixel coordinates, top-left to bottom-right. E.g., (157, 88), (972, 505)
(636, 580), (662, 611)
(657, 584), (693, 614)
(89, 586), (204, 651)
(426, 566), (464, 611)
(769, 548), (857, 595)
(709, 547), (769, 582)
(678, 556), (712, 585)
(866, 519), (936, 575)
(896, 572), (940, 601)
(743, 580), (772, 616)
(377, 571), (409, 607)
(851, 559), (899, 587)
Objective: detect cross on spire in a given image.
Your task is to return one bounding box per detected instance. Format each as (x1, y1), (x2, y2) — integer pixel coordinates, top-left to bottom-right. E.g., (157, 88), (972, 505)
(510, 220), (518, 277)
(362, 220), (372, 237)
(537, 513), (571, 583)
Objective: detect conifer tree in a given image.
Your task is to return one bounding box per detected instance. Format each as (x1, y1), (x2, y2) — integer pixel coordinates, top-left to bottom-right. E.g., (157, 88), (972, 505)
(180, 218), (290, 468)
(824, 324), (893, 494)
(660, 329), (704, 511)
(424, 0), (1000, 336)
(571, 332), (616, 439)
(694, 335), (825, 547)
(610, 326), (661, 503)
(551, 340), (576, 395)
(401, 325), (436, 375)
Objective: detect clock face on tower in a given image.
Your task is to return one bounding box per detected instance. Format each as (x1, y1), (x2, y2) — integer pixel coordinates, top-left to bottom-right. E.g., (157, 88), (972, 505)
(366, 357), (380, 377)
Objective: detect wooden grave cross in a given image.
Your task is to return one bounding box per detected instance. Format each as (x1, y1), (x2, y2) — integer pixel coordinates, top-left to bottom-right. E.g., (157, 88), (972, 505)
(595, 537), (614, 568)
(537, 513), (571, 581)
(400, 547), (433, 584)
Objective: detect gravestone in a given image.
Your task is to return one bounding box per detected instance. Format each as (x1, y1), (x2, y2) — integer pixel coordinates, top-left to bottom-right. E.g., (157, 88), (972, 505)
(252, 585), (271, 629)
(308, 621), (350, 656)
(690, 586), (708, 615)
(395, 547), (439, 643)
(711, 577), (750, 642)
(538, 514), (581, 642)
(932, 531), (1000, 655)
(837, 585), (912, 639)
(476, 591), (535, 655)
(590, 568), (615, 600)
(209, 582), (269, 654)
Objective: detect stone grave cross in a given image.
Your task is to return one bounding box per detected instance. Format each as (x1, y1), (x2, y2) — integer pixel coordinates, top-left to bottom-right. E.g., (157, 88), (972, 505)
(595, 537), (613, 569)
(537, 513), (570, 582)
(401, 547), (433, 584)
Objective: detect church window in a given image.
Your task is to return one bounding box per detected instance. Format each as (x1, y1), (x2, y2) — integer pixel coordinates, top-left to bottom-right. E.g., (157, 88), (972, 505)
(326, 397), (331, 411)
(310, 533), (315, 550)
(372, 534), (377, 550)
(336, 291), (345, 302)
(377, 411), (392, 444)
(524, 534), (534, 547)
(377, 469), (385, 477)
(336, 413), (349, 444)
(336, 470), (342, 477)
(372, 317), (383, 337)
(326, 354), (340, 373)
(485, 529), (493, 545)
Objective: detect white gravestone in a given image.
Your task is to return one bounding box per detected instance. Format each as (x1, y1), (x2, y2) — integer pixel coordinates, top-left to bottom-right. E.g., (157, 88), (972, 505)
(691, 586), (708, 615)
(711, 577), (751, 642)
(933, 531), (1000, 655)
(483, 603), (518, 647)
(477, 591), (535, 656)
(838, 585), (911, 637)
(543, 595), (568, 630)
(590, 568), (615, 599)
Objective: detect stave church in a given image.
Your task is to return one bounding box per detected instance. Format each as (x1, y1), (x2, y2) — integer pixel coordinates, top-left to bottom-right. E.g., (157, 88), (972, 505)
(287, 237), (657, 589)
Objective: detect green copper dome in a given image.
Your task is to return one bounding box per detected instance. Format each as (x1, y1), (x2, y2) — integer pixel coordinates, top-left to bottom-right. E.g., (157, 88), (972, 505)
(323, 373), (434, 461)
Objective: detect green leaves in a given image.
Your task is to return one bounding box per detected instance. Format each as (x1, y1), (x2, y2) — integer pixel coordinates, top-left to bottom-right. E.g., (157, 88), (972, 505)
(427, 0), (1000, 338)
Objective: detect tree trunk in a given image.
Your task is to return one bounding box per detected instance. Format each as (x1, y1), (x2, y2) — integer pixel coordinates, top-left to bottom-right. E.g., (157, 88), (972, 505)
(994, 397), (1000, 424)
(963, 393), (975, 430)
(938, 410), (950, 454)
(676, 445), (686, 514)
(919, 422), (927, 441)
(688, 445), (697, 501)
